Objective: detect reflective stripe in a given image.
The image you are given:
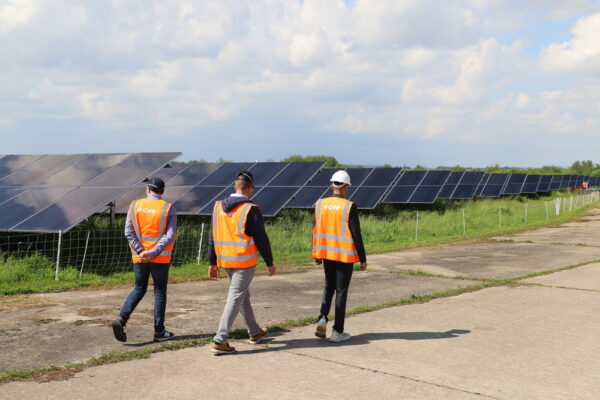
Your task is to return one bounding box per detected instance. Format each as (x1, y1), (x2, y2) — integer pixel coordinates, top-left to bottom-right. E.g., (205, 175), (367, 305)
(158, 202), (170, 237)
(341, 200), (352, 237)
(314, 199), (323, 232)
(313, 245), (358, 256)
(216, 252), (259, 262)
(140, 235), (159, 241)
(212, 201), (220, 241)
(312, 233), (354, 243)
(129, 201), (142, 239)
(238, 203), (252, 238)
(214, 239), (255, 247)
(160, 251), (172, 256)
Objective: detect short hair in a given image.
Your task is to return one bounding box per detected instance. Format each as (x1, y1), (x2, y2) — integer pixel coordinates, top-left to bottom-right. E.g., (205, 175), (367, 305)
(235, 179), (252, 191)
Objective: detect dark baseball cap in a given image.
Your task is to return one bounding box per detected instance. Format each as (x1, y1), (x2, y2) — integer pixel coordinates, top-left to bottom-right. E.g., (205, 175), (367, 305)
(235, 170), (255, 187)
(147, 177), (165, 192)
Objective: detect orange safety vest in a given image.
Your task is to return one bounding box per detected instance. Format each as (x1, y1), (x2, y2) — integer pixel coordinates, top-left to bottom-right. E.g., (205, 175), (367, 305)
(129, 198), (175, 264)
(211, 201), (259, 268)
(312, 197), (360, 263)
(582, 181), (588, 189)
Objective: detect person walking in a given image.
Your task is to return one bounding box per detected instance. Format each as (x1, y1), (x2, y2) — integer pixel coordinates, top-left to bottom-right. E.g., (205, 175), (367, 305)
(312, 170), (367, 343)
(112, 177), (177, 342)
(208, 171), (276, 354)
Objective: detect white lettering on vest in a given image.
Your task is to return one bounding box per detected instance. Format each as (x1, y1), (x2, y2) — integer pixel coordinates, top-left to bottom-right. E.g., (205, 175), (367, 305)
(323, 205), (341, 210)
(137, 207), (157, 214)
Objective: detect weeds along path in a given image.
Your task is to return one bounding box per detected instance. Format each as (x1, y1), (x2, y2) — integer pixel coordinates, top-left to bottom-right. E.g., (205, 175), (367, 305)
(1, 209), (600, 379)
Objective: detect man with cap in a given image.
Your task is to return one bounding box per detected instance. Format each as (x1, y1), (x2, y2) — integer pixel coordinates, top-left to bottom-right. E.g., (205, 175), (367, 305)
(208, 170), (276, 354)
(112, 177), (177, 342)
(312, 170), (367, 343)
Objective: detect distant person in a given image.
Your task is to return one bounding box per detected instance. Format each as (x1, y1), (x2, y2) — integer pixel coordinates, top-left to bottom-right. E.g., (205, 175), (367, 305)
(112, 177), (177, 342)
(312, 170), (367, 343)
(208, 170), (276, 354)
(582, 180), (589, 191)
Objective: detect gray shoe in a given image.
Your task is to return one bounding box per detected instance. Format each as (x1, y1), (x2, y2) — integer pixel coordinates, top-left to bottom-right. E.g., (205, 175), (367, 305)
(329, 330), (351, 343)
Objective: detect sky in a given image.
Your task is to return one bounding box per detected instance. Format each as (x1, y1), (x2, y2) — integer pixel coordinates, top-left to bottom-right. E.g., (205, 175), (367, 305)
(2, 0), (600, 168)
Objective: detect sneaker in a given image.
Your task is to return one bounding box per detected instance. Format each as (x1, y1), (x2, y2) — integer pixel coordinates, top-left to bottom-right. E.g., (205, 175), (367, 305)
(329, 330), (352, 343)
(112, 318), (127, 342)
(211, 341), (236, 354)
(153, 330), (175, 342)
(248, 327), (268, 344)
(315, 317), (327, 339)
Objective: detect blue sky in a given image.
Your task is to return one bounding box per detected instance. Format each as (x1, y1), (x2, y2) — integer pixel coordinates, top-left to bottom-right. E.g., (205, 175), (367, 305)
(2, 0), (600, 168)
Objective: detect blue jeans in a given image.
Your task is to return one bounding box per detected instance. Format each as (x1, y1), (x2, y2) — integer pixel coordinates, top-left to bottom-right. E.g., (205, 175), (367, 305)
(119, 262), (170, 332)
(319, 260), (354, 334)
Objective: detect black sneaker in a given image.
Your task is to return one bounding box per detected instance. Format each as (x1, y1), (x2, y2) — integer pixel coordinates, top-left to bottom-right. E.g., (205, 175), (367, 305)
(154, 330), (175, 342)
(112, 318), (127, 342)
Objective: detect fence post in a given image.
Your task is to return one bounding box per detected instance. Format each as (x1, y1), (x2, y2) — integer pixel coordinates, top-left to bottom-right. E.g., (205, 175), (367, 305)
(524, 203), (528, 224)
(55, 230), (62, 281)
(196, 223), (205, 264)
(462, 208), (466, 234)
(570, 196), (573, 212)
(415, 211), (419, 240)
(545, 201), (549, 220)
(79, 230), (91, 279)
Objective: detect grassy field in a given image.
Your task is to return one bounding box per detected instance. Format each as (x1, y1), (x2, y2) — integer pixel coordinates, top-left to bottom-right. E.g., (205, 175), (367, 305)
(0, 192), (596, 295)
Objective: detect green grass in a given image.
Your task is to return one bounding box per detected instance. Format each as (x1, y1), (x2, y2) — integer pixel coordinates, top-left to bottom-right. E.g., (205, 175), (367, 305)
(1, 192), (597, 296)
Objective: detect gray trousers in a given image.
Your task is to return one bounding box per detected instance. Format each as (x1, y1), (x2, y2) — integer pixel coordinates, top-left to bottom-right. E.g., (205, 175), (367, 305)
(213, 267), (261, 344)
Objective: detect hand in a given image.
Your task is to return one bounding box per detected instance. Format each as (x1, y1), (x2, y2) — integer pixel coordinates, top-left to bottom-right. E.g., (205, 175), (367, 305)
(360, 262), (367, 271)
(208, 265), (219, 280)
(314, 258), (322, 265)
(140, 250), (153, 263)
(267, 266), (276, 276)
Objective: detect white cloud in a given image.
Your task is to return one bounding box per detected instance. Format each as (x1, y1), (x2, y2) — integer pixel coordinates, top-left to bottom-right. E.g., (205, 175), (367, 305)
(0, 0), (39, 34)
(541, 13), (600, 75)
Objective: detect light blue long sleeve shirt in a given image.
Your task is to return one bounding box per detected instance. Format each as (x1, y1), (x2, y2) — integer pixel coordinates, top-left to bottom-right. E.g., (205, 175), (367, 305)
(124, 194), (177, 258)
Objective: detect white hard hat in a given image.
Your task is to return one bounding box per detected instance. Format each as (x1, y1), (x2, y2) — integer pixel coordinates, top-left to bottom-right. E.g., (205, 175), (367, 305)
(330, 170), (351, 186)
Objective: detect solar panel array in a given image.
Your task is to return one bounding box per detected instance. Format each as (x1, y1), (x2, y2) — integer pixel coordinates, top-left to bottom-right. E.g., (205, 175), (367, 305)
(0, 153), (181, 232)
(0, 153), (595, 232)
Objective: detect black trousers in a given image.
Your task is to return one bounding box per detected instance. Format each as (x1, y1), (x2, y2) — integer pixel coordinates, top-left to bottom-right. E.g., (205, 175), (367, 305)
(319, 260), (354, 333)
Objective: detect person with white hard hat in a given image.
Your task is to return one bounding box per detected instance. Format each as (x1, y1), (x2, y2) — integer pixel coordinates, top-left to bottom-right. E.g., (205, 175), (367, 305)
(312, 170), (367, 343)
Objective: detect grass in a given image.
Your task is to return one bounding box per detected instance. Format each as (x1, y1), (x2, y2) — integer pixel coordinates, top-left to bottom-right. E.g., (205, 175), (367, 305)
(0, 192), (597, 296)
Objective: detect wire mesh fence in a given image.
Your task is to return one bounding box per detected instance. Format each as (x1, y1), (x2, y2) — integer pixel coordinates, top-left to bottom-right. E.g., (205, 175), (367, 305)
(0, 191), (598, 286)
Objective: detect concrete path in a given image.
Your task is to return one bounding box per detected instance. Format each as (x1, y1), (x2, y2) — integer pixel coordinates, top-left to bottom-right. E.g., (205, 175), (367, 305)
(3, 211), (600, 399)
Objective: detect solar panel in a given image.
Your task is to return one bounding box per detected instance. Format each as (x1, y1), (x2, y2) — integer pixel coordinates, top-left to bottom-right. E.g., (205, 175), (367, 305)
(395, 170), (427, 186)
(0, 187), (28, 205)
(0, 187), (73, 230)
(200, 162), (255, 186)
(409, 185), (443, 203)
(0, 154), (86, 187)
(268, 162), (323, 186)
(451, 185), (480, 199)
(12, 187), (126, 232)
(286, 186), (329, 208)
(502, 173), (527, 195)
(349, 186), (388, 208)
(165, 163), (221, 186)
(383, 185), (418, 203)
(37, 153), (131, 187)
(479, 173), (509, 197)
(460, 171), (485, 185)
(549, 175), (563, 190)
(249, 162), (289, 186)
(475, 173), (490, 196)
(362, 168), (402, 186)
(399, 170), (450, 203)
(173, 186), (227, 214)
(437, 172), (464, 199)
(0, 152), (182, 232)
(251, 186), (300, 216)
(537, 175), (552, 192)
(452, 172), (486, 200)
(151, 163), (191, 183)
(0, 155), (45, 180)
(345, 168), (373, 187)
(306, 170), (333, 186)
(420, 170), (451, 186)
(521, 175), (541, 193)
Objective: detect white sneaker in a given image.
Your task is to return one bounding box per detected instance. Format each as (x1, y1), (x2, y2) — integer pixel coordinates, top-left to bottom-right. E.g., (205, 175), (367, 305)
(315, 317), (327, 338)
(329, 330), (351, 343)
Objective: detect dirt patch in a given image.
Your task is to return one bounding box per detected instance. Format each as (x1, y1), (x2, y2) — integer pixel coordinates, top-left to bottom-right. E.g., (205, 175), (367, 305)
(0, 296), (61, 311)
(26, 316), (59, 325)
(73, 319), (110, 327)
(77, 307), (114, 317)
(35, 367), (83, 383)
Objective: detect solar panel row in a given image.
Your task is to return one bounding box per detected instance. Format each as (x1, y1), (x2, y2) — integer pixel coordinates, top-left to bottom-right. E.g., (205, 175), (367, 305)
(0, 153), (595, 232)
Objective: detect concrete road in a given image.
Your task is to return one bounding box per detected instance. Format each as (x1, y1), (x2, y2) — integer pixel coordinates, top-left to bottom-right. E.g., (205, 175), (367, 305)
(3, 210), (600, 399)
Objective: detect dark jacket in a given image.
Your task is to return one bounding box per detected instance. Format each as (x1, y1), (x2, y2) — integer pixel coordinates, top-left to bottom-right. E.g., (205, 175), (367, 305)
(208, 195), (274, 267)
